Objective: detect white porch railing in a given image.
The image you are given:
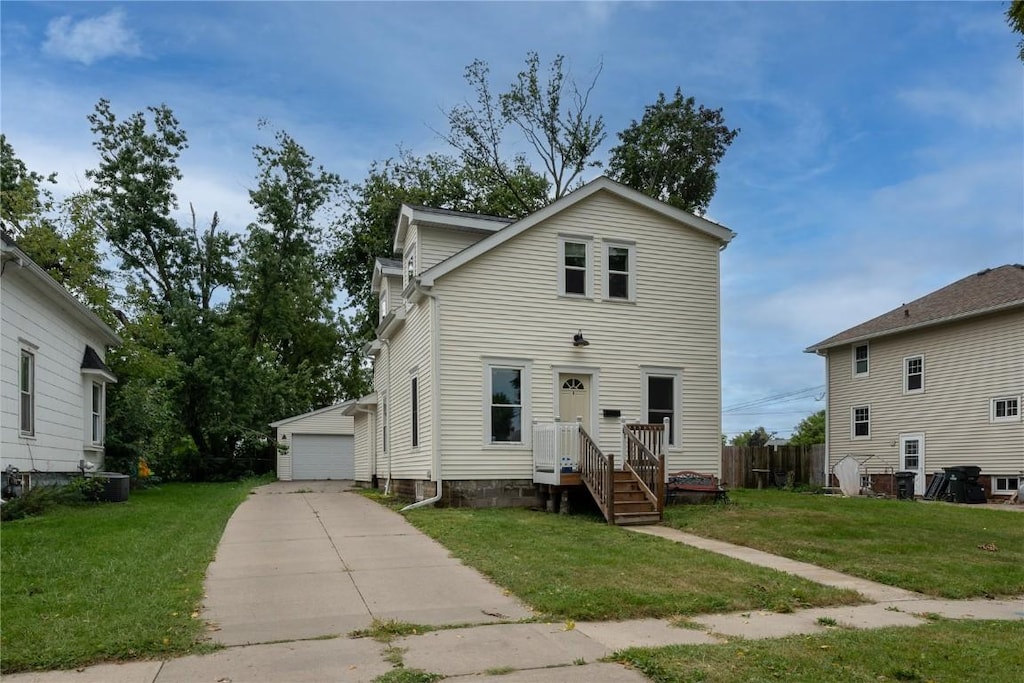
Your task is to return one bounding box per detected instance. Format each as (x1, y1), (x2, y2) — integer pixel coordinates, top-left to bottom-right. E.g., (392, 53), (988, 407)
(532, 419), (580, 485)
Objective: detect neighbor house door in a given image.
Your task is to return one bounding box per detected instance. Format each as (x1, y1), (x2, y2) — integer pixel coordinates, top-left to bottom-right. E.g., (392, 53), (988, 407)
(558, 373), (591, 435)
(899, 433), (926, 496)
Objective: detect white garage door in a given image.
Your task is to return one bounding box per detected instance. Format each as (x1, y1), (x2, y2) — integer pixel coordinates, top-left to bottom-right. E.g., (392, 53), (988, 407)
(291, 434), (354, 480)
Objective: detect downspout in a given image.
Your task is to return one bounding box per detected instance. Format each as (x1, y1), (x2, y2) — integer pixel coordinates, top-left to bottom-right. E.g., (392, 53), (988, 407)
(383, 337), (392, 495)
(401, 280), (442, 512)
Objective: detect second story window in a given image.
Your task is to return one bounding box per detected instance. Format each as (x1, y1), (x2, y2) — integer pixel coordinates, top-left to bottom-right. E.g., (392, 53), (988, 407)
(604, 241), (635, 301)
(904, 355), (923, 393)
(558, 237), (590, 297)
(853, 344), (869, 376)
(20, 349), (35, 436)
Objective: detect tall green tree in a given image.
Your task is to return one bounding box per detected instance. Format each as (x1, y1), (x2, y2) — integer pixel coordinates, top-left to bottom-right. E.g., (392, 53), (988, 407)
(234, 129), (354, 405)
(441, 52), (604, 212)
(609, 88), (739, 214)
(789, 409), (825, 447)
(1, 134), (57, 227)
(730, 426), (774, 447)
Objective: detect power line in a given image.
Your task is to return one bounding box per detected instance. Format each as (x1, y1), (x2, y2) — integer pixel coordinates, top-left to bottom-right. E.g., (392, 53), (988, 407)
(723, 385), (825, 413)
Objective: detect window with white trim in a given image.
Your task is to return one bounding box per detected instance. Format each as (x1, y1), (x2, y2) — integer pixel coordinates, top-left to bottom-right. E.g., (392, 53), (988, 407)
(852, 405), (870, 438)
(410, 376), (419, 448)
(990, 396), (1020, 423)
(91, 382), (104, 444)
(20, 349), (35, 436)
(853, 344), (869, 376)
(992, 476), (1020, 494)
(404, 243), (416, 290)
(484, 360), (531, 445)
(904, 355), (923, 394)
(641, 367), (681, 447)
(558, 237), (591, 297)
(603, 241), (635, 301)
(381, 395), (388, 453)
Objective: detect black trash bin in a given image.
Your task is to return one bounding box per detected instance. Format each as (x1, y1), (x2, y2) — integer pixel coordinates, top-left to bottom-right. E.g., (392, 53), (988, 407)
(894, 471), (917, 500)
(943, 466), (986, 504)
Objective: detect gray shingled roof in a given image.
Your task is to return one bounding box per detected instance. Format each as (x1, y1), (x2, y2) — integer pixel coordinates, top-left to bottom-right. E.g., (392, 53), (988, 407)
(405, 204), (514, 225)
(806, 264), (1024, 352)
(376, 257), (402, 270)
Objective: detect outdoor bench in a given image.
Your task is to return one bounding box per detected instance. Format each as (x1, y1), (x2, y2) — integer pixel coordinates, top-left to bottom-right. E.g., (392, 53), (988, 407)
(666, 470), (729, 504)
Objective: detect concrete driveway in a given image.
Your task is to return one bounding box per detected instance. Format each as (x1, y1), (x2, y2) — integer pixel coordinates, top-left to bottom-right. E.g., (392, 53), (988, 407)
(202, 480), (533, 646)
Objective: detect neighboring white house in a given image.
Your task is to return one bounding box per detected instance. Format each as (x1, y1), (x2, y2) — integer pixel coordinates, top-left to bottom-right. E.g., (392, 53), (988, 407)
(1, 232), (121, 483)
(806, 265), (1024, 498)
(347, 176), (736, 516)
(270, 401), (355, 480)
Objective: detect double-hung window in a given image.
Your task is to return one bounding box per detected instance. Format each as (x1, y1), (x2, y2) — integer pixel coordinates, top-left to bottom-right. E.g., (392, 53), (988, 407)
(853, 344), (869, 376)
(991, 396), (1020, 423)
(20, 349), (35, 436)
(558, 237), (590, 297)
(852, 405), (870, 438)
(904, 355), (923, 394)
(604, 241), (635, 301)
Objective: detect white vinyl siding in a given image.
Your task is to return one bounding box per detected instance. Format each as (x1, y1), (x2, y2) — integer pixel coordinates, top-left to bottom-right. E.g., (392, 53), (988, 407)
(419, 225), (490, 271)
(2, 269), (115, 473)
(435, 191), (724, 478)
(826, 309), (1023, 476)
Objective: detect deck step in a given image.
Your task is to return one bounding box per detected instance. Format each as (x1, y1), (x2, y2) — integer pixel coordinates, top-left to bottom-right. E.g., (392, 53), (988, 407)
(614, 512), (662, 526)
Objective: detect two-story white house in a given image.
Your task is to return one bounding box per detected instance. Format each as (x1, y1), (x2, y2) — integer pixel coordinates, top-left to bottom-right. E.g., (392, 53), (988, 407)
(806, 265), (1024, 499)
(1, 232), (121, 488)
(344, 176), (736, 523)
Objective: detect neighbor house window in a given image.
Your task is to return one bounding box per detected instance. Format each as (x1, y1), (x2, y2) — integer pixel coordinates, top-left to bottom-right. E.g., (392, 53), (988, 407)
(20, 349), (35, 436)
(484, 360), (531, 445)
(853, 344), (869, 376)
(91, 382), (104, 444)
(852, 405), (870, 438)
(558, 237), (591, 297)
(604, 241), (635, 301)
(904, 355), (924, 394)
(410, 376), (419, 448)
(992, 476), (1020, 494)
(642, 367), (681, 446)
(991, 396), (1020, 423)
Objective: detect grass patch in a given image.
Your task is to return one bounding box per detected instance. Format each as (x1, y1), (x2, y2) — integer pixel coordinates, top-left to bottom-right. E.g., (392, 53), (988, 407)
(0, 479), (264, 673)
(402, 507), (859, 621)
(662, 489), (1024, 598)
(614, 619), (1024, 682)
(373, 669), (443, 683)
(350, 618), (434, 642)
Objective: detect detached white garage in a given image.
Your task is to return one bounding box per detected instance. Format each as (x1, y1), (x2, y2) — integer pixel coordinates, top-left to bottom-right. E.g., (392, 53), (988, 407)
(271, 402), (355, 481)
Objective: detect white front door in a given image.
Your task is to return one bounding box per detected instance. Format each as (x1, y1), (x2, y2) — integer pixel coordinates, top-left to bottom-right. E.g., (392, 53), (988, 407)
(899, 433), (926, 496)
(558, 373), (591, 435)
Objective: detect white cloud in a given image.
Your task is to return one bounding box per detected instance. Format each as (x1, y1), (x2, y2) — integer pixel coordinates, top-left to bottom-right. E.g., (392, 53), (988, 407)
(43, 9), (141, 65)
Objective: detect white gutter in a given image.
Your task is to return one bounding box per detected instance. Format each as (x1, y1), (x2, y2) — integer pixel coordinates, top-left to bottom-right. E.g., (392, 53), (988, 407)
(401, 280), (443, 512)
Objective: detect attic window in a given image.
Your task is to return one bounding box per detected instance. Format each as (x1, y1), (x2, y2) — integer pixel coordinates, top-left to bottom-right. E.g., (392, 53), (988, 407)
(558, 236), (591, 297)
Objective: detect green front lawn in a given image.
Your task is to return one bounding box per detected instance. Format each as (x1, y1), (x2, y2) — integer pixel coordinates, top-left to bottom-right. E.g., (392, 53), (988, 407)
(662, 490), (1024, 598)
(403, 507), (860, 621)
(615, 619), (1024, 683)
(0, 480), (260, 673)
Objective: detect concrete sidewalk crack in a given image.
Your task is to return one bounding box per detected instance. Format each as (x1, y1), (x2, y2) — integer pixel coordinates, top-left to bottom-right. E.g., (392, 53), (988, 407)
(303, 494), (375, 617)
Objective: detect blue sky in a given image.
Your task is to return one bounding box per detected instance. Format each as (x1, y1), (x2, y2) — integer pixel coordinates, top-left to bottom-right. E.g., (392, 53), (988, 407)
(2, 1), (1021, 438)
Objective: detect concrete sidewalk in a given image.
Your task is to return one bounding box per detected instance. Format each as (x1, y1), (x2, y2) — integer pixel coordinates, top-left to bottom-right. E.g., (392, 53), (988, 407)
(6, 486), (1022, 683)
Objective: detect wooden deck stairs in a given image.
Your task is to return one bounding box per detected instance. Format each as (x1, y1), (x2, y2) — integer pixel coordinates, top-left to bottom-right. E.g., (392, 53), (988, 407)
(577, 420), (667, 526)
(611, 470), (662, 525)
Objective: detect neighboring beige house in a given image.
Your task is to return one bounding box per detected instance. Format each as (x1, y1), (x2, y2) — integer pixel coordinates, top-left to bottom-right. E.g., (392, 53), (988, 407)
(270, 402), (355, 481)
(345, 176), (736, 521)
(1, 232), (121, 486)
(806, 265), (1024, 499)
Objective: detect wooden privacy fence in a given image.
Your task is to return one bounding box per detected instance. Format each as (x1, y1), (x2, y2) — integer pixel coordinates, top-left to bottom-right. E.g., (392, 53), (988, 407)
(721, 445), (826, 489)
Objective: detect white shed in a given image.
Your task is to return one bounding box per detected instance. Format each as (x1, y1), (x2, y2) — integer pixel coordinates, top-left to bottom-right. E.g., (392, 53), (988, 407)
(270, 402), (355, 481)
